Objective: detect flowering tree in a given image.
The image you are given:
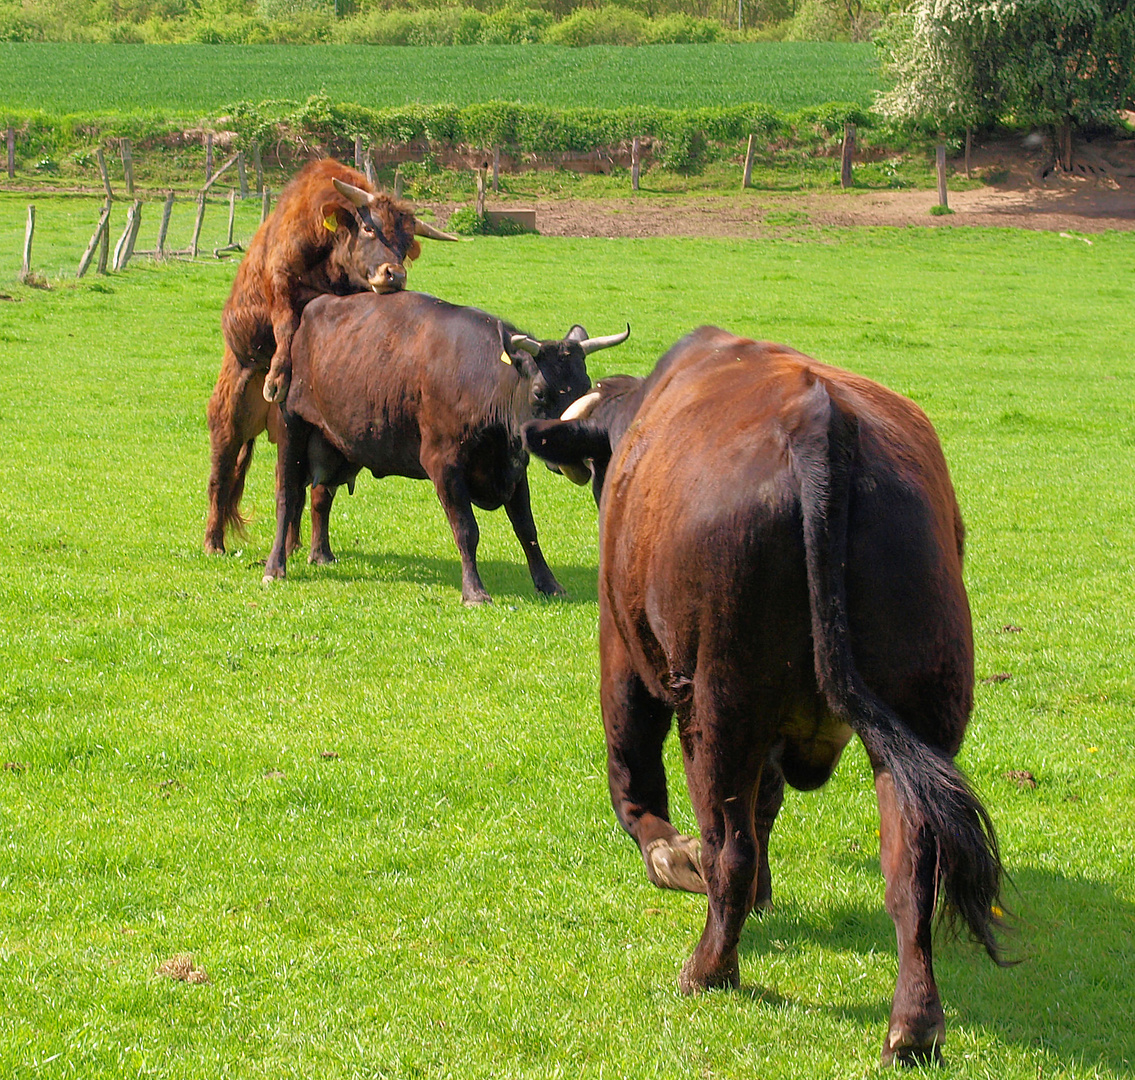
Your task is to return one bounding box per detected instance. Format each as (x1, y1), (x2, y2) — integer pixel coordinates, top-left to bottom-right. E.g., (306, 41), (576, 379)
(877, 0), (1135, 170)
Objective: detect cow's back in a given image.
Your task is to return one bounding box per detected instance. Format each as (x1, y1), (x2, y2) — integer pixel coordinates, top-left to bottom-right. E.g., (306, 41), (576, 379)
(600, 329), (972, 754)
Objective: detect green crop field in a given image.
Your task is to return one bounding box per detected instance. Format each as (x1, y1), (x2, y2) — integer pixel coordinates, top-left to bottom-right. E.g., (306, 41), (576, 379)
(0, 197), (1133, 1079)
(0, 42), (883, 114)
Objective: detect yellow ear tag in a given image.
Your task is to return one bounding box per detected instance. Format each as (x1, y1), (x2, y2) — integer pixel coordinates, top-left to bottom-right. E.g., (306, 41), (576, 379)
(323, 215), (338, 233)
(500, 351), (512, 365)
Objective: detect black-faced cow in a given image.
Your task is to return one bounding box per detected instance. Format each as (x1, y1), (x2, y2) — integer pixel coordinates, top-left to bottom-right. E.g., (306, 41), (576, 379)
(523, 326), (1006, 1065)
(263, 289), (629, 604)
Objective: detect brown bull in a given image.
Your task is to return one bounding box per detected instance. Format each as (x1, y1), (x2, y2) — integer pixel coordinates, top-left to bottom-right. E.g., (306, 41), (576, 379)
(523, 326), (1007, 1065)
(204, 157), (456, 554)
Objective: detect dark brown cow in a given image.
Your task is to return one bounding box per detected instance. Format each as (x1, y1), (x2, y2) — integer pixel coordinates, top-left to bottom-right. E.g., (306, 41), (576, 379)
(523, 326), (1007, 1065)
(204, 158), (456, 554)
(263, 290), (629, 604)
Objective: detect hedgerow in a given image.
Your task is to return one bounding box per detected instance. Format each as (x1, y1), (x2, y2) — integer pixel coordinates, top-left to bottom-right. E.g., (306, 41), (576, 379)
(1, 97), (881, 172)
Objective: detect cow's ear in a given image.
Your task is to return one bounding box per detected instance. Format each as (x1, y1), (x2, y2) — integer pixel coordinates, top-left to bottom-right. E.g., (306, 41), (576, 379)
(498, 322), (537, 374)
(318, 203), (350, 235)
(565, 324), (588, 344)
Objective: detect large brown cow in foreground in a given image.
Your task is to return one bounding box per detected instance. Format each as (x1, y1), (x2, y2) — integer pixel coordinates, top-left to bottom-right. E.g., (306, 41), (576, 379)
(263, 290), (629, 604)
(523, 326), (1007, 1065)
(204, 158), (456, 554)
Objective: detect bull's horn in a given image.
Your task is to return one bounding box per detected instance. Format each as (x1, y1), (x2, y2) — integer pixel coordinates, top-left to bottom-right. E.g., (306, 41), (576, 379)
(414, 219), (460, 242)
(580, 324), (631, 355)
(559, 391), (603, 422)
(332, 177), (373, 208)
(510, 333), (541, 357)
(559, 463), (593, 486)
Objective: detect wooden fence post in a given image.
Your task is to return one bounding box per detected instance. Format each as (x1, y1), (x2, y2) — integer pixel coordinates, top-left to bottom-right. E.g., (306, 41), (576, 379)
(492, 147), (500, 193)
(965, 127), (972, 179)
(393, 167), (402, 199)
(475, 167), (486, 217)
(77, 202), (113, 278)
(121, 139), (134, 195)
(741, 133), (756, 189)
(96, 147), (114, 201)
(205, 133), (214, 186)
(190, 192), (207, 258)
(237, 153), (249, 199)
(156, 191), (175, 258)
(355, 135), (363, 171)
(98, 200), (110, 273)
(252, 144), (264, 193)
(261, 188), (271, 224)
(6, 126), (14, 179)
(936, 144), (948, 209)
(840, 124), (856, 189)
(113, 199), (143, 271)
(18, 205), (35, 283)
(631, 136), (641, 191)
(365, 152), (376, 187)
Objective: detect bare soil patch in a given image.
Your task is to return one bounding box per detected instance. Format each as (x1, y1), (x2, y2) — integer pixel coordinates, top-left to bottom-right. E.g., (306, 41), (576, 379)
(455, 137), (1135, 238)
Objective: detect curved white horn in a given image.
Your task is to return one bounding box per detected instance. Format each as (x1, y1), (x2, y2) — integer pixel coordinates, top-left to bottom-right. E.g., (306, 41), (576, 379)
(510, 333), (541, 357)
(559, 391), (602, 422)
(332, 177), (373, 208)
(414, 219), (461, 242)
(580, 323), (631, 355)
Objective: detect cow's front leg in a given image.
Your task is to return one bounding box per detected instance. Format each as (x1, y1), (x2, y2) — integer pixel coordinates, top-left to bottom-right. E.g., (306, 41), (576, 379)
(875, 767), (947, 1066)
(600, 616), (703, 894)
(504, 471), (564, 597)
(431, 463), (491, 605)
(263, 301), (300, 404)
(263, 414), (310, 583)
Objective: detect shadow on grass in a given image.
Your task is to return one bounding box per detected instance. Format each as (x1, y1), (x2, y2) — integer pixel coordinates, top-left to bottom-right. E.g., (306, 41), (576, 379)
(300, 548), (600, 605)
(729, 869), (1133, 1074)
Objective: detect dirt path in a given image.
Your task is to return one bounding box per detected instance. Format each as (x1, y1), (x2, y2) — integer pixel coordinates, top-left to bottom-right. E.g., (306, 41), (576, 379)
(449, 137), (1135, 238)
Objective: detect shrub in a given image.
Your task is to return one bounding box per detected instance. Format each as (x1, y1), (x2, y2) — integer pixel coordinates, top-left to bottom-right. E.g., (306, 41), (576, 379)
(543, 5), (650, 46)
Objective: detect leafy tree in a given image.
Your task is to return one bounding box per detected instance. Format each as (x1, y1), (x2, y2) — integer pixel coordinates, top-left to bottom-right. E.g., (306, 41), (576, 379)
(877, 0), (1135, 169)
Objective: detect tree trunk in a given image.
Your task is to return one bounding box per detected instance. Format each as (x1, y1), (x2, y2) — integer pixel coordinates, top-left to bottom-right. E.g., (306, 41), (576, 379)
(1057, 119), (1074, 173)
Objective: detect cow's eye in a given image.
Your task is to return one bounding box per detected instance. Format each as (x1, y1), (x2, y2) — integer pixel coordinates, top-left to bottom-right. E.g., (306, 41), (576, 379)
(360, 223), (377, 238)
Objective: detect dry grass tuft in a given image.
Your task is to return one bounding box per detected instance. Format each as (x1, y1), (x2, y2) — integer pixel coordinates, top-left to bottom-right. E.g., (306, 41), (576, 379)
(156, 953), (209, 984)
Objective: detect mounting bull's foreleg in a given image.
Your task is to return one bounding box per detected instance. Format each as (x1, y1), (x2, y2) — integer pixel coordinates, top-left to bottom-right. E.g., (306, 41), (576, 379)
(263, 413), (310, 583)
(600, 621), (704, 894)
(874, 766), (947, 1066)
(431, 462), (491, 605)
(262, 295), (301, 405)
(504, 471), (565, 597)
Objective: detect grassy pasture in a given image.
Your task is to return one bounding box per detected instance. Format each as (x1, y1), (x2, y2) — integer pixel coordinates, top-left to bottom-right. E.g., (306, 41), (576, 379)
(0, 42), (883, 114)
(0, 199), (1133, 1079)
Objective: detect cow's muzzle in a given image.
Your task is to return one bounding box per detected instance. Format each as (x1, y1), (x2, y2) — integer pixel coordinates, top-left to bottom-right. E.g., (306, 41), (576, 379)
(368, 263), (407, 293)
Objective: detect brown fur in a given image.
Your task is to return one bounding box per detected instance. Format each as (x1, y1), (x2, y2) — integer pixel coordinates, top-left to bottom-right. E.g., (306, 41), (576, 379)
(205, 158), (424, 553)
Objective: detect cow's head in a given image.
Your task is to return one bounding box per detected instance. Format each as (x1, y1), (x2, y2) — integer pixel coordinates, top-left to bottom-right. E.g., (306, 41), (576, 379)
(523, 374), (644, 503)
(502, 324), (630, 423)
(325, 178), (458, 294)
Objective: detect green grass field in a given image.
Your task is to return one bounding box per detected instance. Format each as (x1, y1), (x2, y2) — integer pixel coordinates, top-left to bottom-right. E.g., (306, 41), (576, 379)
(0, 199), (1132, 1078)
(0, 42), (883, 114)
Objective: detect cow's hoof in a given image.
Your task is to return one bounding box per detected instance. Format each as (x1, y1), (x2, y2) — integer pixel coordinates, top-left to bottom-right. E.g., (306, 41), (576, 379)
(678, 955), (739, 996)
(881, 1025), (945, 1068)
(645, 834), (706, 894)
(537, 581), (566, 598)
(308, 551), (336, 566)
(204, 540), (225, 555)
(462, 592), (492, 606)
(262, 376), (289, 404)
(261, 571), (283, 586)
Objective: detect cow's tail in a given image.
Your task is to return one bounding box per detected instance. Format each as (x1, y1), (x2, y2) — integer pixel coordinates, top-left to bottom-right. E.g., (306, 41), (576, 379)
(224, 438), (255, 539)
(790, 381), (1007, 963)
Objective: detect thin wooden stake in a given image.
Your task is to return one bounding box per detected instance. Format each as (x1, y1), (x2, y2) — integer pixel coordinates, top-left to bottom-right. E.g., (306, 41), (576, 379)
(742, 133), (755, 189)
(77, 202), (113, 278)
(121, 138), (134, 195)
(205, 133), (214, 185)
(156, 191), (175, 258)
(253, 144), (264, 193)
(237, 153), (249, 199)
(965, 127), (972, 178)
(97, 200), (110, 274)
(227, 189), (236, 243)
(631, 136), (641, 191)
(364, 152), (376, 188)
(6, 126), (14, 179)
(475, 168), (486, 217)
(840, 124), (856, 189)
(190, 192), (206, 258)
(261, 188), (271, 224)
(393, 167), (402, 199)
(18, 205), (35, 283)
(97, 147), (114, 201)
(112, 204), (134, 270)
(202, 153), (239, 194)
(492, 147), (500, 193)
(354, 135), (363, 171)
(936, 144), (949, 208)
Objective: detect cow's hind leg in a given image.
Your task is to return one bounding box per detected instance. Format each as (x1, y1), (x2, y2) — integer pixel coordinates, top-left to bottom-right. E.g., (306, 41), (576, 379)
(600, 622), (703, 894)
(875, 766), (947, 1066)
(504, 470), (564, 597)
(205, 349), (270, 554)
(263, 413), (310, 583)
(427, 459), (491, 605)
(677, 678), (769, 993)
